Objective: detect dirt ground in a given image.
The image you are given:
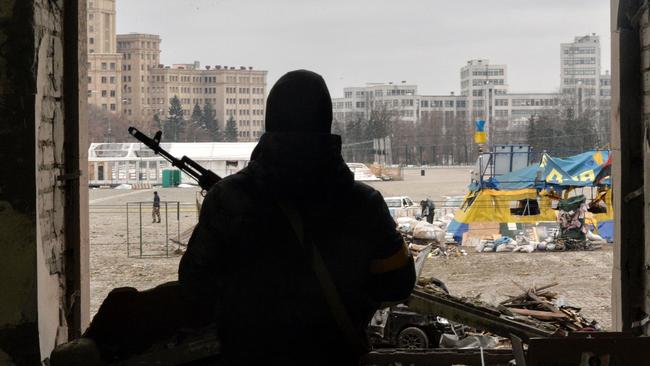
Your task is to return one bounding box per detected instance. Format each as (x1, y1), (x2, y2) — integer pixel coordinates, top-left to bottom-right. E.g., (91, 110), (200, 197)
(89, 167), (613, 329)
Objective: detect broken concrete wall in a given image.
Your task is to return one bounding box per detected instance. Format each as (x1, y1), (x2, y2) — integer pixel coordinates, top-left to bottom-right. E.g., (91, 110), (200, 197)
(611, 0), (650, 334)
(0, 0), (86, 363)
(641, 3), (650, 337)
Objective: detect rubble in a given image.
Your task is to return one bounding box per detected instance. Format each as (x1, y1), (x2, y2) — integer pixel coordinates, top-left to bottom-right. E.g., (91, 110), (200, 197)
(500, 281), (601, 332)
(412, 279), (601, 340)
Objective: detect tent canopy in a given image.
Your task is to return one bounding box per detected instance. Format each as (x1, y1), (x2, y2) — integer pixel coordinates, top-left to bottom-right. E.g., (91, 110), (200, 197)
(487, 150), (610, 190)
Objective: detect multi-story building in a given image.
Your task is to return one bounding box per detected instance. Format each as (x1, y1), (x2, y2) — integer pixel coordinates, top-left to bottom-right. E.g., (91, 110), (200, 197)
(116, 33), (162, 121)
(148, 63), (267, 141)
(332, 82), (419, 123)
(560, 34), (603, 109)
(85, 0), (267, 142)
(332, 61), (549, 134)
(87, 0), (122, 114)
(460, 59), (509, 122)
(334, 34), (611, 139)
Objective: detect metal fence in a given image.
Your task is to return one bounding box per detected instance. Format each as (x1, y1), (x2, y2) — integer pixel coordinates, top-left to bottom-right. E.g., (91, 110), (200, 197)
(125, 201), (182, 258)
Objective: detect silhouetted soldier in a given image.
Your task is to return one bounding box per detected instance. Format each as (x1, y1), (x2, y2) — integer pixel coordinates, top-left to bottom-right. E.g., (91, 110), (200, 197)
(179, 70), (415, 365)
(152, 191), (161, 223)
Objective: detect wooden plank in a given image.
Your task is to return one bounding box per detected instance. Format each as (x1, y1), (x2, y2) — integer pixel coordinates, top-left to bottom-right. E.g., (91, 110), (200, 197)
(509, 308), (568, 320)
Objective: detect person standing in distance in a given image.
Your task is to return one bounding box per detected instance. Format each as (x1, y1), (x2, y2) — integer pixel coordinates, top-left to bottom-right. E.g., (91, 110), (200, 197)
(152, 191), (161, 223)
(179, 70), (415, 365)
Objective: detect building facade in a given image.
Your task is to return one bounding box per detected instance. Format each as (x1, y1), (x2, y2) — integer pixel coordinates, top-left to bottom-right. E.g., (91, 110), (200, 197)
(560, 34), (602, 103)
(332, 82), (419, 124)
(116, 33), (162, 121)
(87, 0), (122, 114)
(86, 0), (267, 142)
(334, 36), (611, 141)
(148, 63), (267, 141)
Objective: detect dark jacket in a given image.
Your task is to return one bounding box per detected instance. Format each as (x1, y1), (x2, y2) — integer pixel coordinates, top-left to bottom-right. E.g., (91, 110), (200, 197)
(179, 132), (415, 365)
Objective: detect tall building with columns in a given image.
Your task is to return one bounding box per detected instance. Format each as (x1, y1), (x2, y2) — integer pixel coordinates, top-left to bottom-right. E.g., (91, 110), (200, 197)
(85, 0), (267, 141)
(87, 0), (123, 114)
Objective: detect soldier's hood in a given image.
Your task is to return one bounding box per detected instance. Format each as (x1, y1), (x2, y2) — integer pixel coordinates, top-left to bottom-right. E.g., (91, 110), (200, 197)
(247, 132), (354, 206)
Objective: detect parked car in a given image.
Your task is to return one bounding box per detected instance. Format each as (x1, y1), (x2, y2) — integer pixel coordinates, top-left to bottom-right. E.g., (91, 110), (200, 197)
(384, 196), (421, 219)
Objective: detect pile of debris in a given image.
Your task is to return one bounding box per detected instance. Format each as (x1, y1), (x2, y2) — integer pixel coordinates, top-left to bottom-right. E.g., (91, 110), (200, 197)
(413, 280), (600, 338)
(475, 230), (605, 253)
(500, 282), (601, 333)
(396, 216), (467, 258)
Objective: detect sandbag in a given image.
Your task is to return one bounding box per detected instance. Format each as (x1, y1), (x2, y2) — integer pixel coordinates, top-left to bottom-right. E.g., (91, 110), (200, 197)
(413, 221), (445, 242)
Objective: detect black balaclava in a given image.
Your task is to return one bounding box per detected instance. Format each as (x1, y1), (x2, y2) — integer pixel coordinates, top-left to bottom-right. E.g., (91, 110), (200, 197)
(264, 70), (332, 134)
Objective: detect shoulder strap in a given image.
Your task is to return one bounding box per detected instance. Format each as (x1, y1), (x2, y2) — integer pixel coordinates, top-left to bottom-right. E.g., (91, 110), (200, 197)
(276, 200), (367, 354)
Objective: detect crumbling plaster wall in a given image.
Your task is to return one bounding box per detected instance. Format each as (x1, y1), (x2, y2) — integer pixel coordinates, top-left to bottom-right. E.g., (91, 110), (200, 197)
(0, 0), (74, 363)
(641, 4), (650, 335)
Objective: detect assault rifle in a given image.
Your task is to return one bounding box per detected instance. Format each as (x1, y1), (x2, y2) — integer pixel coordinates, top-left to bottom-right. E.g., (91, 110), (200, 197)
(128, 127), (221, 192)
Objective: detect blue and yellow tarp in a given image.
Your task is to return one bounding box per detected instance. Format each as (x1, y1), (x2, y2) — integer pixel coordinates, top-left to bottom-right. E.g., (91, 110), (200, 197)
(488, 150), (610, 190)
(450, 150), (614, 243)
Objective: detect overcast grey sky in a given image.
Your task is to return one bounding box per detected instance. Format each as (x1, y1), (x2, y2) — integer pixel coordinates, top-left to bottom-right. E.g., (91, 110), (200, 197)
(116, 0), (610, 98)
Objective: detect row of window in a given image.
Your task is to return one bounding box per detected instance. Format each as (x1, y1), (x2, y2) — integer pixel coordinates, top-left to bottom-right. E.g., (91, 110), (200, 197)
(238, 120), (263, 127)
(511, 98), (559, 107)
(225, 76), (264, 84)
(88, 76), (117, 84)
(117, 41), (159, 50)
(563, 78), (597, 86)
(239, 130), (262, 138)
(472, 79), (504, 86)
(563, 57), (596, 65)
(100, 103), (117, 111)
(563, 47), (597, 55)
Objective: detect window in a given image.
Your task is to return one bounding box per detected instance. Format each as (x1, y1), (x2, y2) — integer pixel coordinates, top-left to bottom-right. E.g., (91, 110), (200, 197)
(110, 62), (116, 70)
(495, 99), (508, 106)
(89, 37), (94, 44)
(101, 76), (107, 84)
(510, 199), (540, 216)
(472, 100), (484, 107)
(101, 90), (107, 97)
(101, 62), (107, 70)
(110, 90), (116, 97)
(110, 104), (116, 111)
